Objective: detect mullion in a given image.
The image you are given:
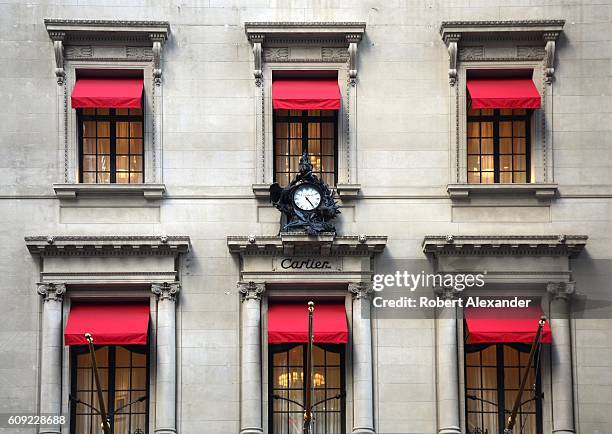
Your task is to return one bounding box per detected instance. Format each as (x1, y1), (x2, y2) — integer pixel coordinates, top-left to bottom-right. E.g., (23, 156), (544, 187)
(110, 111), (117, 184)
(493, 110), (500, 184)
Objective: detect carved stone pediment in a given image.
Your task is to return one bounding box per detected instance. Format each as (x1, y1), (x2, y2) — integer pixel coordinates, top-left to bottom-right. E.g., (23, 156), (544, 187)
(244, 22), (366, 85)
(228, 233), (386, 284)
(439, 20), (564, 85)
(44, 19), (170, 84)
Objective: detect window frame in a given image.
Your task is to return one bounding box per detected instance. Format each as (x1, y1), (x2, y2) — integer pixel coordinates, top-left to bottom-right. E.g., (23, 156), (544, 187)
(69, 344), (150, 434)
(464, 343), (543, 434)
(272, 109), (339, 186)
(268, 343), (346, 434)
(77, 107), (145, 184)
(466, 105), (532, 184)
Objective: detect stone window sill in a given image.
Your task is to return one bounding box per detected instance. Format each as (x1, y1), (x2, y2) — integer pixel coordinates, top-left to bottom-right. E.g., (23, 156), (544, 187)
(53, 183), (166, 200)
(252, 183), (361, 199)
(447, 183), (558, 200)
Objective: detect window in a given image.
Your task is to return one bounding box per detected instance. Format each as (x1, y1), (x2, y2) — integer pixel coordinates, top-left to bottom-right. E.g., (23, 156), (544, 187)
(269, 344), (345, 434)
(274, 109), (338, 186)
(79, 108), (144, 184)
(465, 344), (542, 434)
(71, 346), (149, 434)
(467, 104), (531, 184)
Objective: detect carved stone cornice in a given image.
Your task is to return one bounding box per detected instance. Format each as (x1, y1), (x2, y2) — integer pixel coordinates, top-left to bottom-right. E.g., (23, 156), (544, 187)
(244, 22), (366, 85)
(25, 235), (190, 257)
(422, 235), (587, 258)
(439, 19), (564, 85)
(44, 19), (170, 85)
(37, 283), (66, 302)
(348, 282), (373, 299)
(151, 282), (180, 301)
(238, 281), (266, 301)
(227, 233), (387, 257)
(547, 281), (576, 300)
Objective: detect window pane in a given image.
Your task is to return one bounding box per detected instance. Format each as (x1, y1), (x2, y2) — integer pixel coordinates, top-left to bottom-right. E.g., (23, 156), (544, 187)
(467, 139), (479, 154)
(116, 122), (129, 138)
(116, 172), (129, 184)
(500, 108), (513, 116)
(308, 139), (321, 155)
(83, 156), (96, 172)
(500, 172), (512, 183)
(513, 121), (526, 137)
(82, 108), (96, 115)
(481, 108), (494, 116)
(116, 138), (129, 154)
(466, 367), (481, 388)
(82, 172), (96, 183)
(130, 414), (146, 434)
(98, 172), (110, 183)
(116, 108), (129, 116)
(130, 156), (143, 172)
(322, 172), (335, 186)
(514, 172), (527, 183)
(499, 121), (512, 137)
(467, 122), (479, 138)
(308, 123), (320, 138)
(480, 122), (493, 137)
(276, 109), (288, 116)
(98, 156), (110, 172)
(130, 172), (143, 183)
(513, 155), (526, 171)
(500, 155), (512, 171)
(275, 156), (289, 173)
(116, 156), (128, 171)
(96, 108), (109, 115)
(97, 122), (110, 137)
(276, 123), (288, 138)
(276, 172), (290, 186)
(311, 155), (322, 173)
(290, 123), (302, 138)
(289, 156), (300, 173)
(500, 138), (512, 154)
(481, 346), (496, 366)
(83, 138), (96, 154)
(115, 367), (130, 391)
(130, 122), (143, 137)
(321, 139), (334, 155)
(130, 108), (142, 115)
(481, 138), (493, 154)
(321, 123), (334, 138)
(322, 156), (334, 173)
(514, 138), (526, 154)
(467, 107), (480, 116)
(83, 121), (96, 137)
(481, 156), (494, 171)
(98, 139), (110, 154)
(275, 139), (289, 155)
(468, 156), (480, 171)
(290, 139), (302, 155)
(481, 172), (494, 184)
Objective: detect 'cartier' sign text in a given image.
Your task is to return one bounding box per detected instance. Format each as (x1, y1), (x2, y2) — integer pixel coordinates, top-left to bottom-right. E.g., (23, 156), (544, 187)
(273, 257), (340, 271)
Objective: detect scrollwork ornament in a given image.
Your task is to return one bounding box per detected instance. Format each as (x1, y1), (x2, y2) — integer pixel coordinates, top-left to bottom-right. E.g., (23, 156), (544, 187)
(151, 282), (181, 301)
(546, 281), (576, 300)
(37, 283), (66, 302)
(238, 281), (265, 301)
(348, 282), (373, 300)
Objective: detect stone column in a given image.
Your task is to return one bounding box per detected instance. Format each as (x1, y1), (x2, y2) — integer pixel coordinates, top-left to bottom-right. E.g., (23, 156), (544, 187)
(349, 282), (375, 434)
(434, 288), (461, 434)
(151, 282), (180, 434)
(238, 281), (265, 434)
(547, 282), (576, 434)
(37, 283), (65, 434)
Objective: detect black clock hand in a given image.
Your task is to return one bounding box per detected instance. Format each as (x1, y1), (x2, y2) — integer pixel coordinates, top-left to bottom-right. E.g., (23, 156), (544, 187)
(305, 196), (315, 207)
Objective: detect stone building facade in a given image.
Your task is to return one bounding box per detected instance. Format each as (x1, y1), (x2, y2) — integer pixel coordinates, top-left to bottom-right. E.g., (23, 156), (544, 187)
(1, 1), (611, 434)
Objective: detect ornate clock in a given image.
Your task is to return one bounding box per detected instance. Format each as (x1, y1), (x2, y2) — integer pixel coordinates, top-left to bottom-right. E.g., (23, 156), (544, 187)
(270, 152), (340, 235)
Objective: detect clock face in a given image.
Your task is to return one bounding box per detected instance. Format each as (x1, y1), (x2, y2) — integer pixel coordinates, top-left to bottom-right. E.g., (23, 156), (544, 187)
(293, 184), (322, 211)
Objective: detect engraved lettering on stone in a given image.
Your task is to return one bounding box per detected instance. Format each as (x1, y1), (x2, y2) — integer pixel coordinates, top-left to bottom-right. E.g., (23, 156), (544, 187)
(517, 46), (545, 59)
(65, 46), (92, 59)
(264, 47), (289, 61)
(459, 46), (484, 60)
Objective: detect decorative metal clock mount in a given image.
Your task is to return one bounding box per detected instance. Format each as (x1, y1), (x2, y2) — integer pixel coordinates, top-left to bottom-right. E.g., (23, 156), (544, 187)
(270, 152), (340, 235)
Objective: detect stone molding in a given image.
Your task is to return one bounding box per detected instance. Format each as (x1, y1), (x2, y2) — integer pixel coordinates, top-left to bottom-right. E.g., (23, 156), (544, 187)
(227, 233), (387, 257)
(53, 183), (166, 200)
(547, 281), (576, 300)
(44, 19), (170, 85)
(37, 283), (66, 302)
(25, 235), (191, 257)
(348, 282), (373, 299)
(244, 22), (366, 86)
(439, 19), (564, 86)
(237, 281), (266, 301)
(447, 183), (558, 200)
(151, 282), (181, 301)
(422, 235), (587, 257)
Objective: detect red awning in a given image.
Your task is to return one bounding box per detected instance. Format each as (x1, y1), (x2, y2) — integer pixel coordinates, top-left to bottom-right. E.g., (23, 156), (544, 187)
(467, 78), (541, 109)
(64, 303), (150, 346)
(268, 303), (348, 344)
(71, 78), (143, 109)
(272, 79), (341, 110)
(465, 304), (552, 344)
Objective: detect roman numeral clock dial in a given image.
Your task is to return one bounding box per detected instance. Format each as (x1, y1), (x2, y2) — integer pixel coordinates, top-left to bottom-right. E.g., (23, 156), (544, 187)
(293, 184), (322, 211)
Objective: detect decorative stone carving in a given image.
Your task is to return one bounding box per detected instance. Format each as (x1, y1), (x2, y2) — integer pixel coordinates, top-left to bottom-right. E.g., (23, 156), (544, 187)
(459, 46), (484, 60)
(151, 282), (181, 301)
(238, 281), (265, 301)
(249, 34), (265, 86)
(321, 47), (349, 62)
(346, 33), (361, 85)
(48, 31), (66, 85)
(517, 45), (545, 59)
(434, 285), (461, 300)
(543, 31), (561, 84)
(65, 45), (92, 59)
(37, 283), (66, 302)
(149, 33), (166, 85)
(443, 33), (461, 86)
(126, 46), (154, 59)
(263, 47), (289, 62)
(348, 282), (373, 299)
(547, 281), (576, 300)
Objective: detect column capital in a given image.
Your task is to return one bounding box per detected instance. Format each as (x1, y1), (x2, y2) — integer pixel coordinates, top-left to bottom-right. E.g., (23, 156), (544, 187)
(348, 282), (373, 299)
(37, 283), (66, 302)
(151, 282), (181, 301)
(238, 281), (265, 301)
(547, 281), (576, 300)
